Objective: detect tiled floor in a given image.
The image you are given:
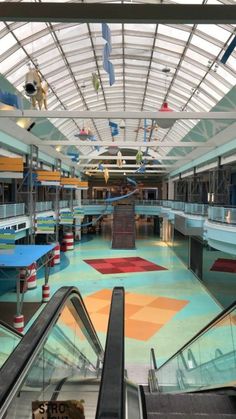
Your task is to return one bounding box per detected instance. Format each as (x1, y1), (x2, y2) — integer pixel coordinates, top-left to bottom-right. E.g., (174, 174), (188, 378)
(85, 289), (188, 340)
(0, 222), (221, 369)
(84, 256), (167, 274)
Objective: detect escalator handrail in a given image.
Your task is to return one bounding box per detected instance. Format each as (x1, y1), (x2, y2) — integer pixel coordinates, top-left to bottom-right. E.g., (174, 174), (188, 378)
(157, 297), (236, 371)
(96, 287), (125, 419)
(0, 286), (104, 416)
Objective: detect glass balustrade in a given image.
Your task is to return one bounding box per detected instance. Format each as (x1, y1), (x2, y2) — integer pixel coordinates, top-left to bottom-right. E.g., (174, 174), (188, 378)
(172, 201), (185, 211)
(0, 323), (21, 368)
(155, 304), (236, 393)
(2, 294), (102, 419)
(184, 203), (208, 216)
(0, 203), (25, 219)
(208, 206), (236, 225)
(35, 201), (53, 212)
(59, 200), (70, 209)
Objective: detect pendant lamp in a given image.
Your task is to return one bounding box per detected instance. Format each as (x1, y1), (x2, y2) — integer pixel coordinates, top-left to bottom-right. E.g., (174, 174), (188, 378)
(156, 101), (175, 129)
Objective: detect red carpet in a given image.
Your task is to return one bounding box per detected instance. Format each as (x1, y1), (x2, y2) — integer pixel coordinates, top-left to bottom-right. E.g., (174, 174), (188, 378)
(84, 257), (167, 274)
(210, 258), (236, 273)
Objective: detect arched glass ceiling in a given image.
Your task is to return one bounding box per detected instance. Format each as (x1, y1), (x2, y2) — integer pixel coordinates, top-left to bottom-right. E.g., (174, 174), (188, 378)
(0, 0), (236, 175)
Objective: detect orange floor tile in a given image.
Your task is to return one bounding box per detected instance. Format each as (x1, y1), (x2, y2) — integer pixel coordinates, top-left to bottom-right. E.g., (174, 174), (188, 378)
(84, 289), (189, 341)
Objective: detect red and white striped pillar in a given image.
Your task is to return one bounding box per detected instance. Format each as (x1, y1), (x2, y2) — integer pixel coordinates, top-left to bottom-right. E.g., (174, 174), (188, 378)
(54, 242), (60, 264)
(13, 314), (24, 333)
(19, 262), (37, 292)
(42, 284), (50, 302)
(63, 232), (74, 251)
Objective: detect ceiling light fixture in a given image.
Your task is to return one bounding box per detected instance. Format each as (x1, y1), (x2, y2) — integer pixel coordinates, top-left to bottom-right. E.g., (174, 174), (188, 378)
(156, 67), (175, 129)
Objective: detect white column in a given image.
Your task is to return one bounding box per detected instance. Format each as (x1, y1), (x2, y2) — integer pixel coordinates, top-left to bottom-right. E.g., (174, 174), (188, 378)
(168, 178), (174, 200)
(75, 189), (82, 240)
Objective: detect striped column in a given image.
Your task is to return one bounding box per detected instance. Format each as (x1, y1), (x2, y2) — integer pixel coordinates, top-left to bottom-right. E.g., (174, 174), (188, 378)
(42, 284), (50, 302)
(63, 232), (74, 251)
(13, 314), (24, 333)
(19, 262), (37, 292)
(54, 242), (60, 264)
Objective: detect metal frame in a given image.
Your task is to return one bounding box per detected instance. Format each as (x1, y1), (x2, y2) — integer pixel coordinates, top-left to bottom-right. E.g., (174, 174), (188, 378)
(1, 4), (236, 24)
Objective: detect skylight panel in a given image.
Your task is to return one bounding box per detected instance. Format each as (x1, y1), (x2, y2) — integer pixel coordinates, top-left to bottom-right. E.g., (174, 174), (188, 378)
(191, 34), (221, 56)
(0, 32), (16, 56)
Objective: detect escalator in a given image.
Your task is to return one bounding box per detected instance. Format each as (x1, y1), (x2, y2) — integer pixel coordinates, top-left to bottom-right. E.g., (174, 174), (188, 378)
(142, 298), (236, 418)
(1, 286), (236, 418)
(0, 286), (105, 419)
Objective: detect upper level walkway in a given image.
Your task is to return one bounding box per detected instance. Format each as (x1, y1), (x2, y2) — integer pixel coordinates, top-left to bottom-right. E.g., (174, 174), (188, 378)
(0, 199), (235, 254)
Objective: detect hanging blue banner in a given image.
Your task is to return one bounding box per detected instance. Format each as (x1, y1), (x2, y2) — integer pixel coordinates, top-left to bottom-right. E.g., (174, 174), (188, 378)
(0, 90), (23, 110)
(102, 23), (115, 86)
(109, 121), (119, 136)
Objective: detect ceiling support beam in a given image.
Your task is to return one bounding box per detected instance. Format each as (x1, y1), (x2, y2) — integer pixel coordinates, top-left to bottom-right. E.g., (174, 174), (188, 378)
(77, 154), (185, 160)
(43, 140), (212, 148)
(86, 169), (168, 173)
(1, 4), (236, 24)
(79, 164), (171, 168)
(76, 155), (181, 161)
(2, 110), (236, 120)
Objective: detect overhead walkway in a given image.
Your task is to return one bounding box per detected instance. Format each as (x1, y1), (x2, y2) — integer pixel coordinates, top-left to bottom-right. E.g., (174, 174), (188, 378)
(0, 287), (236, 418)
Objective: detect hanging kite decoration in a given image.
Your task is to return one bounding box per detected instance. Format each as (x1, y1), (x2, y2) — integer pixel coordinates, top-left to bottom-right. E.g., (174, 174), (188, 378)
(92, 73), (100, 93)
(0, 90), (22, 110)
(102, 23), (115, 86)
(136, 150), (143, 165)
(103, 168), (109, 183)
(109, 121), (119, 137)
(67, 145), (79, 162)
(24, 66), (48, 110)
(117, 151), (123, 168)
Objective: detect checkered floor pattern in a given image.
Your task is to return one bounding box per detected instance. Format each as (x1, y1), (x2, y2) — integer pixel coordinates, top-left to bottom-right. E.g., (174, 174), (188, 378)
(210, 258), (236, 273)
(84, 289), (188, 341)
(83, 256), (167, 274)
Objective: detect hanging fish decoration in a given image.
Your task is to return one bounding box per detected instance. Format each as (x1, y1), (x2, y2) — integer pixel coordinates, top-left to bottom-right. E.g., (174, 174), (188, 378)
(136, 150), (143, 165)
(92, 73), (100, 93)
(104, 168), (109, 183)
(117, 150), (123, 168)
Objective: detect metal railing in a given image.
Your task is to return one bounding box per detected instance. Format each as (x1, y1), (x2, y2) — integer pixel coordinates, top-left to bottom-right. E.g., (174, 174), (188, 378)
(0, 203), (25, 219)
(208, 206), (236, 225)
(59, 200), (70, 209)
(82, 199), (107, 205)
(35, 201), (53, 212)
(184, 203), (208, 216)
(172, 201), (185, 211)
(135, 200), (162, 206)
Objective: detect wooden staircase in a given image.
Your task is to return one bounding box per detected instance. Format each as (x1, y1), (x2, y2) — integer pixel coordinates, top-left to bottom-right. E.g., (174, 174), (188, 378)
(112, 203), (135, 249)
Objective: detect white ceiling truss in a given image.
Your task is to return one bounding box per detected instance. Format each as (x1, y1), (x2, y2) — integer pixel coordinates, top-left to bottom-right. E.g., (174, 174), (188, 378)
(1, 1), (236, 178)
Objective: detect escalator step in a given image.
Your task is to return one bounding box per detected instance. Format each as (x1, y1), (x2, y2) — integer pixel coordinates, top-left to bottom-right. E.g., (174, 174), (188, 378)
(145, 394), (236, 415)
(147, 414), (236, 418)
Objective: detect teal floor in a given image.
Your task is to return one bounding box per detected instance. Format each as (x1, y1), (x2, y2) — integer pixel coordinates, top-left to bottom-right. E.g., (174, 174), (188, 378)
(0, 222), (221, 369)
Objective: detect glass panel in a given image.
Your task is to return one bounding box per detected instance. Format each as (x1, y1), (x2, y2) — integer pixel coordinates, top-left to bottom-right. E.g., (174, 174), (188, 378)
(0, 324), (21, 368)
(157, 308), (236, 393)
(4, 296), (101, 418)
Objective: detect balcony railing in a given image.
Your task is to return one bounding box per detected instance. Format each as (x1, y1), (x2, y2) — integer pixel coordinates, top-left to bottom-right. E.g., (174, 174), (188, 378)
(0, 203), (25, 219)
(59, 200), (70, 209)
(35, 201), (53, 212)
(208, 206), (236, 225)
(184, 203), (208, 216)
(135, 200), (162, 206)
(81, 199), (107, 205)
(172, 201), (185, 211)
